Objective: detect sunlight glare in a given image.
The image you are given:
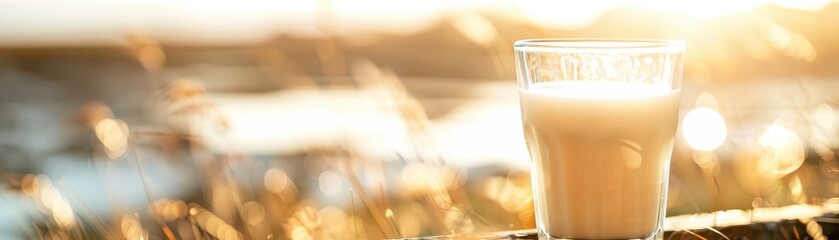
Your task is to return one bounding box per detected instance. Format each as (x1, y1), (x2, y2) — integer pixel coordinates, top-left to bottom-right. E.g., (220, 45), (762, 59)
(52, 198), (75, 227)
(452, 12), (498, 46)
(399, 210), (422, 237)
(513, 0), (616, 28)
(121, 214), (146, 240)
(264, 168), (294, 194)
(694, 92), (720, 110)
(757, 119), (805, 178)
(789, 175), (804, 202)
(682, 107), (728, 151)
(318, 170), (343, 195)
(770, 0), (833, 11)
(766, 23), (818, 61)
(641, 0), (762, 19)
(814, 103), (835, 130)
(319, 206), (348, 235)
(243, 202), (267, 226)
(20, 174), (39, 196)
(95, 118), (129, 159)
(692, 151), (719, 173)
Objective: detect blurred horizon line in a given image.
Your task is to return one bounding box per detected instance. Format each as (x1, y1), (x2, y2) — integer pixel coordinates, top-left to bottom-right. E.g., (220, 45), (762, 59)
(0, 0), (836, 48)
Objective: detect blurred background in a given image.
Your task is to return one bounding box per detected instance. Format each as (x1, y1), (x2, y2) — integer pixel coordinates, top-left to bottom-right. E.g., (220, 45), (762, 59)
(0, 0), (837, 239)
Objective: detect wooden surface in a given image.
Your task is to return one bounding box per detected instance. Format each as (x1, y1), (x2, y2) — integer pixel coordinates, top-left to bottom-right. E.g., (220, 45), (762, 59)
(407, 213), (838, 239)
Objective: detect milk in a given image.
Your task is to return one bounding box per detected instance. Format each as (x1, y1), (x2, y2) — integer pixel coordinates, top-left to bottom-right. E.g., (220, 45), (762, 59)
(520, 80), (681, 239)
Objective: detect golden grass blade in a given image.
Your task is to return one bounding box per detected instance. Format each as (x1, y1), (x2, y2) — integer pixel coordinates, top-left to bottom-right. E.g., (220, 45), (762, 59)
(54, 179), (117, 239)
(129, 138), (177, 240)
(703, 226), (731, 240)
(351, 190), (360, 240)
(339, 158), (399, 238)
(669, 225), (709, 240)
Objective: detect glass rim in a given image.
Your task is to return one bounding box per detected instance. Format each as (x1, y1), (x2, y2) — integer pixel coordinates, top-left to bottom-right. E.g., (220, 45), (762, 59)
(514, 38), (685, 53)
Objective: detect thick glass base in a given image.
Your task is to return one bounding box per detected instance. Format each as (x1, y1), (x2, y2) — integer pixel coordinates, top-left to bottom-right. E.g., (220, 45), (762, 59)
(537, 229), (663, 240)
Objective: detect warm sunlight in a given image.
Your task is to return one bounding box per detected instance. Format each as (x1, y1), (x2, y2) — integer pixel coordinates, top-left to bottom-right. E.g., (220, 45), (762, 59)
(682, 107), (728, 151)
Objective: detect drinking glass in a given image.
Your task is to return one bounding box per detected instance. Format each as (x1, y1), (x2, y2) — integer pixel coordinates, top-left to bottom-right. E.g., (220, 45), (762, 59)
(514, 39), (685, 240)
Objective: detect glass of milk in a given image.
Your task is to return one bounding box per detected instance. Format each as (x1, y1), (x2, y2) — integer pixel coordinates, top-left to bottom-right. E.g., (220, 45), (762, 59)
(514, 39), (685, 240)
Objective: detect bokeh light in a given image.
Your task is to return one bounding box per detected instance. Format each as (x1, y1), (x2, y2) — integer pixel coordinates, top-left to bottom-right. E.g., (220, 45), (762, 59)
(243, 201), (267, 226)
(814, 103), (835, 130)
(81, 101), (115, 128)
(95, 118), (129, 159)
(51, 198), (75, 227)
(398, 208), (423, 237)
(319, 206), (348, 236)
(694, 92), (720, 110)
(20, 174), (40, 196)
(733, 149), (782, 196)
(444, 206), (475, 234)
(789, 175), (805, 203)
(264, 168), (298, 202)
(682, 107), (728, 151)
(151, 199), (188, 222)
(128, 35), (166, 71)
(121, 214), (147, 240)
(286, 205), (321, 240)
(757, 120), (805, 178)
(452, 12), (498, 46)
(190, 204), (244, 240)
(482, 174), (532, 213)
(40, 186), (63, 211)
(765, 21), (818, 61)
(318, 170), (344, 195)
(692, 151), (719, 173)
